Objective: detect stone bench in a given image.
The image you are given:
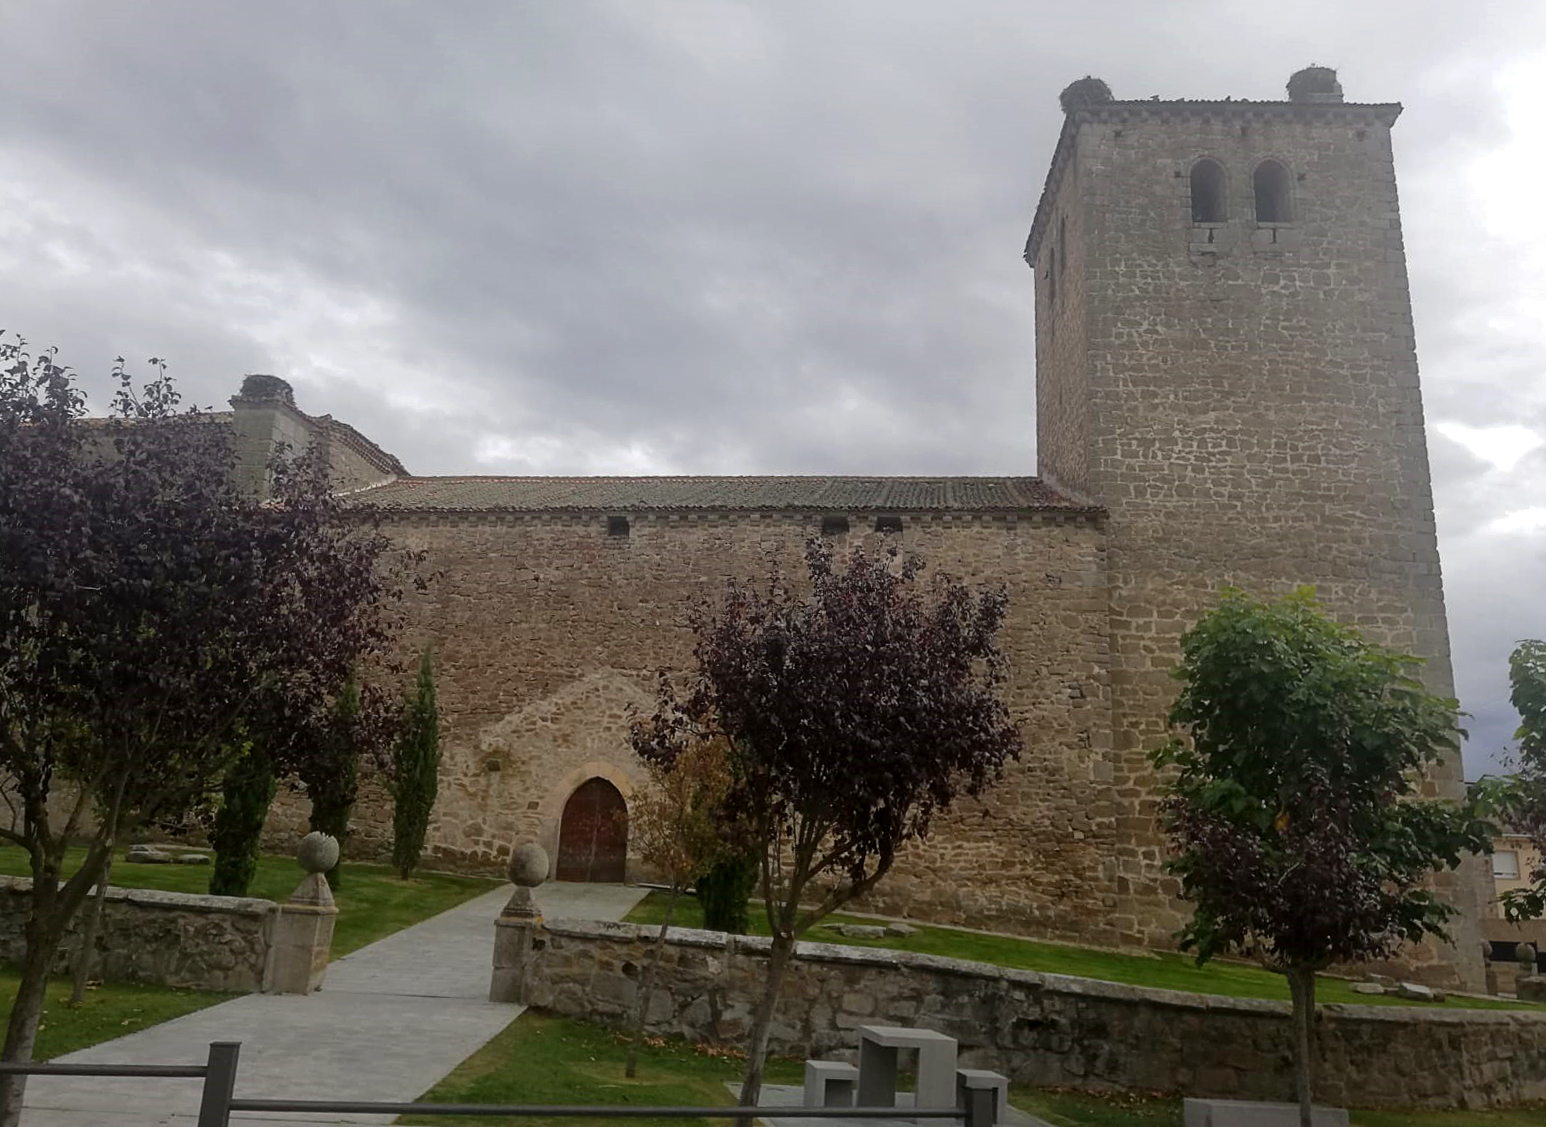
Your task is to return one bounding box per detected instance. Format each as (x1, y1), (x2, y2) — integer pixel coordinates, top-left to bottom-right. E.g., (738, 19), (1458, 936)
(803, 1059), (858, 1107)
(1183, 1098), (1350, 1126)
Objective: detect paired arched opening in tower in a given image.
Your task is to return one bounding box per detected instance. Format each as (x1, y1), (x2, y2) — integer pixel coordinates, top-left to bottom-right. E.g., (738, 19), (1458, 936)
(556, 776), (628, 882)
(1253, 159), (1293, 223)
(1190, 158), (1227, 223)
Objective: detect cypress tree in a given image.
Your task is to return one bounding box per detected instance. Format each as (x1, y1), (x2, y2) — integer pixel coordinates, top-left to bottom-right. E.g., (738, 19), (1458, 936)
(696, 853), (758, 934)
(392, 651), (440, 880)
(208, 739), (277, 897)
(305, 676), (361, 890)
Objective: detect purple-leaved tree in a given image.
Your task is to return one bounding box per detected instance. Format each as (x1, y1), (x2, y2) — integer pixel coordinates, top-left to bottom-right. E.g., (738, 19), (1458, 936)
(634, 538), (1022, 1105)
(1153, 588), (1494, 1127)
(0, 337), (415, 1124)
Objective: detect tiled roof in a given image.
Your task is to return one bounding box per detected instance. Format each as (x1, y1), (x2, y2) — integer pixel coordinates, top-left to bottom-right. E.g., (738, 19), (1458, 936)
(347, 475), (1095, 514)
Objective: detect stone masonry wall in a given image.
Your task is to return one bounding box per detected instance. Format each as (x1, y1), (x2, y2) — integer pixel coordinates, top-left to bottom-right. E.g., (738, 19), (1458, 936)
(316, 425), (398, 493)
(229, 385), (399, 500)
(1034, 124), (1092, 498)
(1031, 101), (1488, 986)
(327, 510), (1118, 942)
(263, 768), (395, 865)
(229, 397), (315, 499)
(0, 877), (276, 993)
(523, 917), (1546, 1111)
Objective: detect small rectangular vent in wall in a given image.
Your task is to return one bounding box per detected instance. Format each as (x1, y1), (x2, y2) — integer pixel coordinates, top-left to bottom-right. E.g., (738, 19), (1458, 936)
(875, 516), (904, 534)
(820, 515), (850, 536)
(607, 515), (630, 537)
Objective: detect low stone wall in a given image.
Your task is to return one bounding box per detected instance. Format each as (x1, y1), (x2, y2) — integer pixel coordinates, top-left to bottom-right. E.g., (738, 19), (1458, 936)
(0, 877), (278, 993)
(518, 918), (1546, 1111)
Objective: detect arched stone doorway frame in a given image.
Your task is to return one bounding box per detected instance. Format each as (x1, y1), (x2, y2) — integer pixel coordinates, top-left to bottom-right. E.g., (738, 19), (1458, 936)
(538, 760), (638, 881)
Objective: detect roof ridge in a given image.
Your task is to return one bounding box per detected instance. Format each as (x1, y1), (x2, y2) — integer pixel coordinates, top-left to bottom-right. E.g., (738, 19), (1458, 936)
(344, 474), (1102, 516)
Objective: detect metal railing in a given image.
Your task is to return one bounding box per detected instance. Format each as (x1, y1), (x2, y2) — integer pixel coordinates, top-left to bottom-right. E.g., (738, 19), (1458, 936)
(0, 1041), (999, 1126)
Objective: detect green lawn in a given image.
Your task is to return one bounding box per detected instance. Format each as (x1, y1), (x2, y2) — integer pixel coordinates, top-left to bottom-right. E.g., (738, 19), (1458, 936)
(0, 970), (224, 1060)
(1015, 1087), (1181, 1127)
(401, 1011), (805, 1127)
(625, 891), (1542, 1012)
(1014, 1087), (1546, 1126)
(0, 846), (501, 957)
(403, 1010), (1544, 1127)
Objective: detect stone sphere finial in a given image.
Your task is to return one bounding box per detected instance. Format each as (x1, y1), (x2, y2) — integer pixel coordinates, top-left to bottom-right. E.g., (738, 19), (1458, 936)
(298, 831), (340, 874)
(508, 842), (549, 887)
(1059, 76), (1113, 114)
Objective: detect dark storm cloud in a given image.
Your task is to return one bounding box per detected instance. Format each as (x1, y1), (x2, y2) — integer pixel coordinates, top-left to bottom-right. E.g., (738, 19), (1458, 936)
(1, 0), (1543, 772)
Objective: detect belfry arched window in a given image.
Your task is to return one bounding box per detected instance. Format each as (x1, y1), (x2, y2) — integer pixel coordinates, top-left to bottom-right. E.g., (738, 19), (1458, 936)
(1190, 159), (1226, 223)
(1253, 159), (1292, 223)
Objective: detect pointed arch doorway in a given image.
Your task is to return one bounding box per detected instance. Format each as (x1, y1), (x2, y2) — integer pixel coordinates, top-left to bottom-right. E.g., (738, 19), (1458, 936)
(556, 777), (628, 882)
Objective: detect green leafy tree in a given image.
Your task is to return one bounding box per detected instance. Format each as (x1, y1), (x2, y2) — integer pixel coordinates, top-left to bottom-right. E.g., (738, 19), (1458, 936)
(392, 650), (441, 879)
(297, 676), (399, 890)
(1501, 639), (1546, 922)
(1153, 588), (1494, 1127)
(635, 539), (1022, 1105)
(0, 338), (414, 1123)
(307, 675), (360, 891)
(208, 738), (278, 897)
(621, 732), (734, 1078)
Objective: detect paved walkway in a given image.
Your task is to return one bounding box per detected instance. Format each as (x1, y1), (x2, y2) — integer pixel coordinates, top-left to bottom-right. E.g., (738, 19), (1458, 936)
(20, 881), (647, 1127)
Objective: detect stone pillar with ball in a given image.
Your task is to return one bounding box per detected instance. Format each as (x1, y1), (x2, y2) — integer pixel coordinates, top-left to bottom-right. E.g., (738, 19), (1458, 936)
(489, 842), (548, 1004)
(264, 831), (341, 994)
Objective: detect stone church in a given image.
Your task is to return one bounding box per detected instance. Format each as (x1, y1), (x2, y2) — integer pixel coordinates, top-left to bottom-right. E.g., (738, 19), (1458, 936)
(248, 69), (1488, 989)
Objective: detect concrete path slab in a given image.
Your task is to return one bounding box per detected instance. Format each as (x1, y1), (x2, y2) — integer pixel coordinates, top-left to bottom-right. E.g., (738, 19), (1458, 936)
(19, 881), (647, 1126)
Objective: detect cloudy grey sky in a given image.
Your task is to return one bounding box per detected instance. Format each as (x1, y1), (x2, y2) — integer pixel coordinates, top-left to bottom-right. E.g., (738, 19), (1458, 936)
(1, 2), (1542, 775)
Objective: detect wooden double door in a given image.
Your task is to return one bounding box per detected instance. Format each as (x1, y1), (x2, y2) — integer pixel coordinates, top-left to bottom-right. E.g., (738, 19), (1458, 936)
(555, 777), (628, 882)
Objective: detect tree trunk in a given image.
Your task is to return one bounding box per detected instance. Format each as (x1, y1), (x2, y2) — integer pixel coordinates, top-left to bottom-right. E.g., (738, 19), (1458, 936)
(69, 851), (113, 1004)
(737, 931), (796, 1107)
(1, 835), (114, 1127)
(1286, 965), (1316, 1127)
(0, 919), (65, 1127)
(625, 886), (681, 1079)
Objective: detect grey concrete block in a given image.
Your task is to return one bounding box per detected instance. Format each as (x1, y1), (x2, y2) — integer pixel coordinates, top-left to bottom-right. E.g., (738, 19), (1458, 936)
(804, 1059), (858, 1107)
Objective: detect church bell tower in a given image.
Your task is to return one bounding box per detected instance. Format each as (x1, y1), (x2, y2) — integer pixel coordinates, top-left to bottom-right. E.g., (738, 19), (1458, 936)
(1026, 68), (1487, 989)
